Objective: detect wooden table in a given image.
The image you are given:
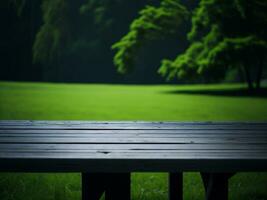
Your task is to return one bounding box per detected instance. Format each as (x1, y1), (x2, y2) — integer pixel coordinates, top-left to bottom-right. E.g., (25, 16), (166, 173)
(0, 121), (267, 200)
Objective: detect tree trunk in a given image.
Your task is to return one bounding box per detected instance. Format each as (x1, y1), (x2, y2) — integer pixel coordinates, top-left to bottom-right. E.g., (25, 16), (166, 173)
(242, 65), (254, 91)
(256, 56), (264, 90)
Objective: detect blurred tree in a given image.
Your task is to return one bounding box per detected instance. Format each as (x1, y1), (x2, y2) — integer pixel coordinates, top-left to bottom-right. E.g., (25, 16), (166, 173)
(32, 0), (162, 83)
(113, 0), (267, 90)
(160, 0), (267, 90)
(112, 0), (190, 74)
(3, 0), (192, 83)
(33, 0), (72, 64)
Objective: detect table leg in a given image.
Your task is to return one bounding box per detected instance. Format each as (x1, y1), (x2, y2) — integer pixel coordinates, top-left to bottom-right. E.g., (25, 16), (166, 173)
(82, 173), (131, 200)
(201, 173), (234, 200)
(169, 172), (183, 200)
(82, 173), (106, 200)
(105, 173), (131, 200)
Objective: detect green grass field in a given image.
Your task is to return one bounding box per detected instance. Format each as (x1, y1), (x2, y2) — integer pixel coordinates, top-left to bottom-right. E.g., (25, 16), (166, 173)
(1, 81), (267, 200)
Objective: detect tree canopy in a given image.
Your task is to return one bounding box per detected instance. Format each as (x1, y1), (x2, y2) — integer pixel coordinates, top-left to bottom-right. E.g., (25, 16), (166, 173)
(33, 0), (71, 64)
(111, 0), (189, 73)
(112, 0), (267, 89)
(3, 0), (267, 85)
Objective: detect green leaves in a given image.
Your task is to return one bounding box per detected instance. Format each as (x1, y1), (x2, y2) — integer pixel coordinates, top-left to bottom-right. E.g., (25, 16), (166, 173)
(112, 0), (267, 87)
(159, 42), (203, 81)
(159, 0), (267, 84)
(112, 0), (189, 74)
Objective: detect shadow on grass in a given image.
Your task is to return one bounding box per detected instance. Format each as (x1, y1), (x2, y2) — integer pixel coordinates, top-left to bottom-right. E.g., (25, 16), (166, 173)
(163, 88), (267, 98)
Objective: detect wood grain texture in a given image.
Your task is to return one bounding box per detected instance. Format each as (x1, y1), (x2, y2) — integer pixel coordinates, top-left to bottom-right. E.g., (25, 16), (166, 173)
(0, 120), (267, 172)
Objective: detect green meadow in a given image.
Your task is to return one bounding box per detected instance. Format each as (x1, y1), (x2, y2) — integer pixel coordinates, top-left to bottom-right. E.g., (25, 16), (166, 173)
(1, 81), (267, 200)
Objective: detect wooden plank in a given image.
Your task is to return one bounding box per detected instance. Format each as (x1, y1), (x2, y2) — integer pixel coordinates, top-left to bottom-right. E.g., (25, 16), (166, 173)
(3, 134), (266, 138)
(1, 129), (267, 136)
(1, 133), (267, 139)
(1, 157), (267, 173)
(1, 145), (267, 152)
(1, 128), (267, 133)
(1, 126), (267, 131)
(1, 159), (267, 173)
(0, 148), (267, 156)
(0, 152), (267, 159)
(0, 120), (262, 123)
(1, 135), (266, 140)
(1, 143), (267, 150)
(1, 150), (267, 155)
(1, 123), (267, 130)
(1, 151), (267, 159)
(0, 136), (266, 144)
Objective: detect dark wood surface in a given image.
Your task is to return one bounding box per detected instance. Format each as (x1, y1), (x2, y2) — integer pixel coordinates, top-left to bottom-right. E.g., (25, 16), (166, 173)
(0, 121), (267, 172)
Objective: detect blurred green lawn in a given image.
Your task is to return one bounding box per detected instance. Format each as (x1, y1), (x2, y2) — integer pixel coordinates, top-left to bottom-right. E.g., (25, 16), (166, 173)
(0, 81), (267, 200)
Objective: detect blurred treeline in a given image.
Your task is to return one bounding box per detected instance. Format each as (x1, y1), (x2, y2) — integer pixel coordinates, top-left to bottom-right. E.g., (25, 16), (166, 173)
(0, 0), (196, 83)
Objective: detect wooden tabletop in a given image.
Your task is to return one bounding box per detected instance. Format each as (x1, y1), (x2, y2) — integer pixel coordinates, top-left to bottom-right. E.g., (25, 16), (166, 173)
(0, 120), (267, 173)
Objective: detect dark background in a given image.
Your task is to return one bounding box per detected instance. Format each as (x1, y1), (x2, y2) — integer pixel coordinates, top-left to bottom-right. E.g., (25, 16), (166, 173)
(0, 0), (197, 84)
